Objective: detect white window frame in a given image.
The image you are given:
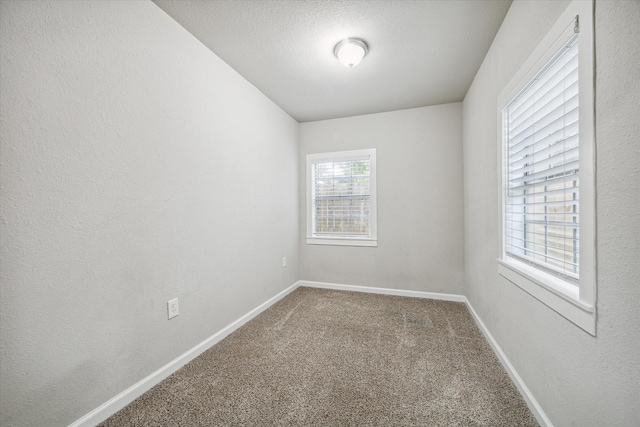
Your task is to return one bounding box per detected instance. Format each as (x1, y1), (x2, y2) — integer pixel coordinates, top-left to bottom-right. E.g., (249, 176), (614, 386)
(306, 149), (377, 247)
(497, 0), (596, 335)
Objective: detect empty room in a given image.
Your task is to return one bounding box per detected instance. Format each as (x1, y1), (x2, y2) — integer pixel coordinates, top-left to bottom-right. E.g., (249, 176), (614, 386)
(1, 0), (638, 426)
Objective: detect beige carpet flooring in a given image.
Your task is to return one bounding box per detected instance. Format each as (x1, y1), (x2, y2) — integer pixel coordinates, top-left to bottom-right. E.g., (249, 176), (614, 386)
(100, 287), (538, 426)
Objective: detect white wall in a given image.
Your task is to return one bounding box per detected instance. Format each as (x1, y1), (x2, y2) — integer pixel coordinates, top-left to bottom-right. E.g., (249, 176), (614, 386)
(299, 104), (464, 295)
(0, 1), (299, 426)
(463, 1), (640, 425)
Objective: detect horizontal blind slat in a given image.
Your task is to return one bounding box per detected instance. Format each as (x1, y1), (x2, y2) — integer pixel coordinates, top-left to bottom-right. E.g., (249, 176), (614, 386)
(508, 173), (579, 195)
(508, 37), (578, 117)
(508, 131), (579, 170)
(508, 72), (578, 132)
(508, 97), (578, 148)
(508, 146), (579, 177)
(507, 160), (578, 187)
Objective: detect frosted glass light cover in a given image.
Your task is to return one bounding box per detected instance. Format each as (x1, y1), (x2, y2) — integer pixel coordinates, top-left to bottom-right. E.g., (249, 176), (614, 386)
(334, 39), (368, 68)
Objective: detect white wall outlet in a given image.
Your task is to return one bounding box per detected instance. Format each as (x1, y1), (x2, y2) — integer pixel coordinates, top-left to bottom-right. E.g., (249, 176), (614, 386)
(282, 256), (287, 268)
(167, 298), (179, 319)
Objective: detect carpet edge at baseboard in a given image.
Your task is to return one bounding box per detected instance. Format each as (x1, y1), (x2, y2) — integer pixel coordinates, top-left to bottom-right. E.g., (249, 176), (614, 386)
(465, 298), (553, 427)
(301, 280), (551, 427)
(69, 281), (302, 427)
(70, 280), (550, 427)
(299, 280), (466, 302)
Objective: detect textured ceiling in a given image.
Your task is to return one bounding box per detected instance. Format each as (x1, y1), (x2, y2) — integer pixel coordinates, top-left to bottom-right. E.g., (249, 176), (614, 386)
(153, 0), (512, 123)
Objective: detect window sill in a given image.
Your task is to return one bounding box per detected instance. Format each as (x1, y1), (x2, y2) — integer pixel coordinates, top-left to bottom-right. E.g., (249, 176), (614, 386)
(497, 258), (595, 335)
(306, 237), (377, 247)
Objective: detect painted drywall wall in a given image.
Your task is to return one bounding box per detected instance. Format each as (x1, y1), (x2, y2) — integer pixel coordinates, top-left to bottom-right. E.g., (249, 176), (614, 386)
(0, 1), (299, 426)
(463, 0), (640, 425)
(299, 104), (464, 295)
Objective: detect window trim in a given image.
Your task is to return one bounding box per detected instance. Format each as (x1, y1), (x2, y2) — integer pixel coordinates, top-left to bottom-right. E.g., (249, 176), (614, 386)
(497, 0), (596, 335)
(306, 148), (377, 247)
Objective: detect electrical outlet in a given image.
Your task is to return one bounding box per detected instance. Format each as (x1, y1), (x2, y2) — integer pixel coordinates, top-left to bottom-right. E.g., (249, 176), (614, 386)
(167, 298), (179, 320)
(282, 256), (287, 268)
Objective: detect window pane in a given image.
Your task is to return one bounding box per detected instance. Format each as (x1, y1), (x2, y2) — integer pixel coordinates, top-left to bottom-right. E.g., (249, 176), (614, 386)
(312, 158), (371, 237)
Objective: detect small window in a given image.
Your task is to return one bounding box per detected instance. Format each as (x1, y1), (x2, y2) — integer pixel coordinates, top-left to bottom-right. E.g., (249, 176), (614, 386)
(498, 0), (596, 334)
(306, 149), (377, 247)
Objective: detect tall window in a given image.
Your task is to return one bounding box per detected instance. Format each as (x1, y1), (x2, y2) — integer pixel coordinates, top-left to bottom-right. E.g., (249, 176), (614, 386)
(504, 34), (579, 281)
(498, 0), (595, 335)
(306, 149), (377, 247)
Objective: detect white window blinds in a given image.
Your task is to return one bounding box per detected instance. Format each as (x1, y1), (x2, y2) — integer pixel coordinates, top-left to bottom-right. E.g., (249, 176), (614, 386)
(311, 155), (371, 237)
(504, 33), (580, 281)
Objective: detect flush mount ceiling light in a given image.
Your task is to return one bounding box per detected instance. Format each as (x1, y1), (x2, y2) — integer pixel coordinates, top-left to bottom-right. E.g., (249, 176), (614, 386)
(334, 38), (369, 68)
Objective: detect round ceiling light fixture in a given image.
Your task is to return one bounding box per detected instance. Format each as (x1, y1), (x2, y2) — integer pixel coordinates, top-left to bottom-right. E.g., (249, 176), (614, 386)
(334, 38), (369, 68)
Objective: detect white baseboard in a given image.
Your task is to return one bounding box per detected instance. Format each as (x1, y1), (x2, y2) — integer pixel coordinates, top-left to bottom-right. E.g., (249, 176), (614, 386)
(69, 281), (301, 427)
(71, 280), (549, 427)
(299, 280), (466, 302)
(465, 298), (552, 427)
